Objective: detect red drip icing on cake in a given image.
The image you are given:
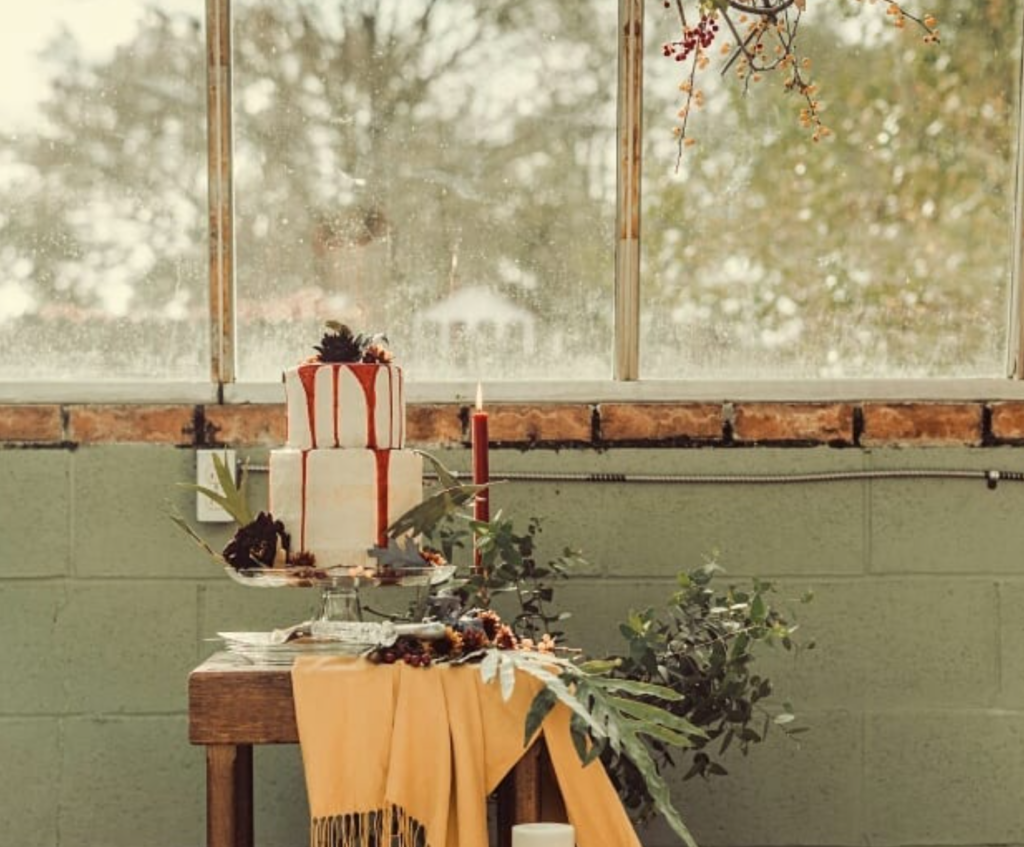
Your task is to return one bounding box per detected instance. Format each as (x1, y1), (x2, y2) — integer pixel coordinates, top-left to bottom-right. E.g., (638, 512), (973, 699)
(387, 367), (394, 447)
(331, 365), (341, 448)
(297, 364), (318, 447)
(374, 449), (391, 548)
(398, 369), (404, 445)
(349, 364), (379, 449)
(299, 449), (309, 553)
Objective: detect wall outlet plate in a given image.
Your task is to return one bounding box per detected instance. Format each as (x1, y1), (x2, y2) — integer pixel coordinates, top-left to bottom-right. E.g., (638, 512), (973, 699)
(196, 449), (237, 523)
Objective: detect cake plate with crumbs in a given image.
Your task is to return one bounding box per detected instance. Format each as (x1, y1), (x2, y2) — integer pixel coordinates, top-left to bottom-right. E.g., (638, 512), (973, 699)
(219, 563), (456, 663)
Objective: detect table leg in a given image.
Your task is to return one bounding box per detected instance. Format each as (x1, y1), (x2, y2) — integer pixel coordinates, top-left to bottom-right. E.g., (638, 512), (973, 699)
(206, 745), (254, 847)
(497, 742), (543, 847)
(235, 745), (254, 847)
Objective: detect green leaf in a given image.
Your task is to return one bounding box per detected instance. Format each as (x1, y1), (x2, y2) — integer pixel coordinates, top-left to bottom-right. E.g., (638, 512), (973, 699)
(499, 652), (516, 701)
(585, 676), (684, 702)
(213, 453), (253, 525)
(177, 453), (253, 527)
(479, 649), (500, 685)
(577, 658), (622, 675)
(569, 714), (591, 764)
(634, 722), (697, 749)
(606, 696), (707, 739)
(416, 450), (461, 490)
(177, 483), (252, 527)
(619, 729), (698, 847)
(524, 688), (558, 745)
(569, 713), (605, 766)
(386, 483), (487, 538)
(751, 593), (767, 623)
(732, 636), (753, 665)
(590, 696), (622, 751)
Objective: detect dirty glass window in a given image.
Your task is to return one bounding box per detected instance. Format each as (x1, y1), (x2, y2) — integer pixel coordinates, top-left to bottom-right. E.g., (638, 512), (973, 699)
(0, 2), (208, 381)
(640, 2), (1020, 379)
(232, 0), (618, 382)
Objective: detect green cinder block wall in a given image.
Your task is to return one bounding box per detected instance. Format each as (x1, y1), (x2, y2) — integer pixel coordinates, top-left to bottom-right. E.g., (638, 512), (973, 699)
(3, 443), (1024, 847)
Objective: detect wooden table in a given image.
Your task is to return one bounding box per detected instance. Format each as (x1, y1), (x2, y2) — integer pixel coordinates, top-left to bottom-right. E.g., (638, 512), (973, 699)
(189, 653), (559, 847)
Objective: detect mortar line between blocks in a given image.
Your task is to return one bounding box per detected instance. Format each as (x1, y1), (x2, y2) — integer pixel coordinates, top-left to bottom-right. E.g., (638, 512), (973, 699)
(196, 582), (206, 665)
(67, 449), (76, 579)
(55, 714), (65, 847)
(995, 579), (1004, 701)
(863, 452), (874, 577)
(860, 709), (870, 847)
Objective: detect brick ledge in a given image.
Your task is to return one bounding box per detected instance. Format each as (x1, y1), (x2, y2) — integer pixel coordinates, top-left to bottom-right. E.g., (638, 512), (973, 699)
(0, 401), (1022, 447)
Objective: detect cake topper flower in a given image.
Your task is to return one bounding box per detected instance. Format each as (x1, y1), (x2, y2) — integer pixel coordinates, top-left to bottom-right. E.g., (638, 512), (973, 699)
(312, 321), (393, 364)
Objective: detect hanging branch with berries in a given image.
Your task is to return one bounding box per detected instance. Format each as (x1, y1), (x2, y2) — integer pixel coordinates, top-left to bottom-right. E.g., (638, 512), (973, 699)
(658, 0), (940, 168)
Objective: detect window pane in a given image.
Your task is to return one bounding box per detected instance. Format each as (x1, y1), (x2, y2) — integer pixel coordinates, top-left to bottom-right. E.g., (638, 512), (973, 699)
(0, 2), (209, 381)
(233, 0), (617, 382)
(641, 3), (1020, 378)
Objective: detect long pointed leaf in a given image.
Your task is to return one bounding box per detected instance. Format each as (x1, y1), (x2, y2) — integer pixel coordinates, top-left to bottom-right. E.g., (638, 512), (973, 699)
(585, 676), (684, 701)
(178, 483), (251, 527)
(416, 450), (461, 489)
(524, 688), (557, 746)
(577, 659), (622, 675)
(479, 649), (500, 685)
(499, 652), (516, 702)
(606, 696), (707, 739)
(170, 511), (226, 564)
(631, 722), (697, 749)
(212, 453), (254, 525)
(387, 485), (486, 538)
(620, 731), (698, 847)
(569, 713), (605, 766)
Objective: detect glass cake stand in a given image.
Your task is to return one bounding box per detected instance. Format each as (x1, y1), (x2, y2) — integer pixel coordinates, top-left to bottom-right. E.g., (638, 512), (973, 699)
(224, 563), (457, 623)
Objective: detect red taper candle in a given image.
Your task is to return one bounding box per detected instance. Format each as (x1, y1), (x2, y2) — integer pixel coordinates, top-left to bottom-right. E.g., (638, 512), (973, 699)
(471, 383), (490, 522)
(471, 383), (490, 572)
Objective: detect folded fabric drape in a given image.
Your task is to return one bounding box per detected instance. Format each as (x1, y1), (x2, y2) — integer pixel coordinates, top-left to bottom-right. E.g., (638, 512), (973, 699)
(292, 656), (643, 847)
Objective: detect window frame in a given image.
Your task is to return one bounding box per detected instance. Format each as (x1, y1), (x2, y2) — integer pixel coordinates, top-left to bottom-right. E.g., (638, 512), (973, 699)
(3, 0), (1023, 404)
(208, 0), (1024, 397)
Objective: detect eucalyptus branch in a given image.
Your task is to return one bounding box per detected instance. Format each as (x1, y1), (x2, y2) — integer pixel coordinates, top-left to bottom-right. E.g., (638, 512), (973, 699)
(682, 617), (797, 652)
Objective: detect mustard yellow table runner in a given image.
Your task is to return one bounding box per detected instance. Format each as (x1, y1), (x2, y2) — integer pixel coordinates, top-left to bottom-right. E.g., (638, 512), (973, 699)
(292, 656), (643, 847)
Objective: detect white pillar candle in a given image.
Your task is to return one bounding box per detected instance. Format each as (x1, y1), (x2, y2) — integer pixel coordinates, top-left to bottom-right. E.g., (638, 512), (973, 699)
(511, 822), (576, 847)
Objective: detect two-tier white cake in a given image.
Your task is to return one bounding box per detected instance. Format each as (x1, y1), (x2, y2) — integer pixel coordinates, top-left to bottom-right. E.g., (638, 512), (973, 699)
(269, 360), (422, 569)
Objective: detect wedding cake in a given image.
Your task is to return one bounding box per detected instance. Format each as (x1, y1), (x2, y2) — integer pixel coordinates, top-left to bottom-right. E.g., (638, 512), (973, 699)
(267, 325), (423, 569)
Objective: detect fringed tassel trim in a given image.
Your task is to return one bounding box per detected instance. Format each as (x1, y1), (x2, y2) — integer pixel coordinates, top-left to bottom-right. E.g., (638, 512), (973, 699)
(311, 805), (428, 847)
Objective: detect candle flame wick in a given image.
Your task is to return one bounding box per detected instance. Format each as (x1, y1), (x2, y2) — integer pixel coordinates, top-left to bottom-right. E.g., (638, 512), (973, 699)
(475, 382), (483, 411)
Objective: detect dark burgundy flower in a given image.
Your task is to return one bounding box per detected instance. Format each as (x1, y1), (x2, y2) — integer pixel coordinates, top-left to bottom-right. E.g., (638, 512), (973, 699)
(223, 512), (290, 570)
(478, 610), (502, 641)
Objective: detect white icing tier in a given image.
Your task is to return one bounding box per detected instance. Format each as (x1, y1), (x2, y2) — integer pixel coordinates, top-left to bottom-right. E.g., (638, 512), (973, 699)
(269, 447), (423, 569)
(284, 363), (404, 450)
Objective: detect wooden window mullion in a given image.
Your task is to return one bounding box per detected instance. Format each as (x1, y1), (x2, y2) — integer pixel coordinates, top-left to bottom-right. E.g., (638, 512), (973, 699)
(206, 0), (236, 386)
